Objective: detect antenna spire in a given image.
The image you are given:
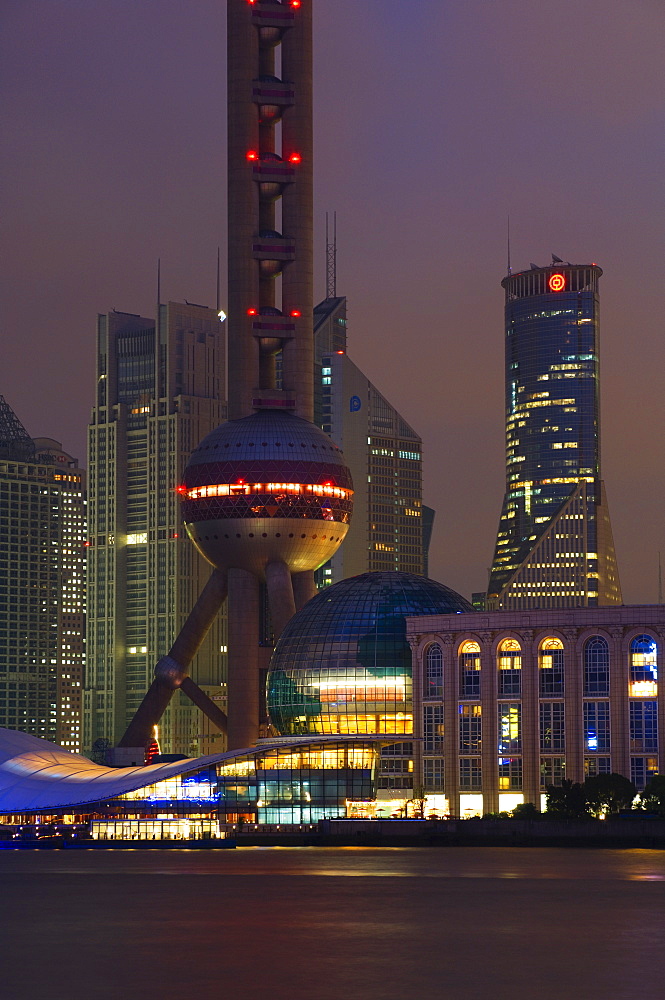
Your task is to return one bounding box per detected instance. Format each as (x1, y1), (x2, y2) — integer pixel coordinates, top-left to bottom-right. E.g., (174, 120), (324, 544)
(216, 246), (221, 314)
(507, 216), (512, 275)
(659, 552), (663, 604)
(326, 211), (337, 299)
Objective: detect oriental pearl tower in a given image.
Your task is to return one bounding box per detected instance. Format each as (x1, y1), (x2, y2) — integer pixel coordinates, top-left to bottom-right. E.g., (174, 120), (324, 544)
(120, 0), (352, 752)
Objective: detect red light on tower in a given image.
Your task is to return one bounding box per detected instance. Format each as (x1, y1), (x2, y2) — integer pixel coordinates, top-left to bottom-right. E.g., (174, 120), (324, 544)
(549, 273), (566, 292)
(247, 307), (258, 316)
(288, 152), (302, 164)
(291, 1), (301, 7)
(290, 309), (301, 318)
(246, 150), (259, 161)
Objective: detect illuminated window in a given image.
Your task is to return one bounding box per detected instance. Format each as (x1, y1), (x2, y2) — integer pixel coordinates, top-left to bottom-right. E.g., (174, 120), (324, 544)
(584, 701), (610, 752)
(459, 704), (482, 752)
(126, 532), (148, 545)
(497, 638), (521, 696)
(584, 636), (609, 695)
(498, 703), (521, 753)
(459, 640), (481, 698)
(539, 637), (564, 696)
(498, 757), (522, 791)
(424, 644), (443, 699)
(629, 634), (658, 697)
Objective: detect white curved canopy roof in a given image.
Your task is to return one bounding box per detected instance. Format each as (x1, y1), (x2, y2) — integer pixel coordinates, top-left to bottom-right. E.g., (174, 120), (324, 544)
(0, 728), (386, 813)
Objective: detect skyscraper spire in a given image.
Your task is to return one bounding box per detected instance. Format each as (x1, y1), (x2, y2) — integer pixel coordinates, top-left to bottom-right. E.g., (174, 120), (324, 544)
(326, 210), (337, 299)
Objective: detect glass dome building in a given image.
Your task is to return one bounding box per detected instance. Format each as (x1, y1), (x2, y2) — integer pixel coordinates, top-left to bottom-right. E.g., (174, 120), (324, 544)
(268, 572), (473, 736)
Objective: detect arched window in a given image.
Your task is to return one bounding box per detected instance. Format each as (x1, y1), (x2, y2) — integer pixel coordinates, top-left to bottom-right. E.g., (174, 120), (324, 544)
(424, 643), (443, 699)
(497, 638), (521, 697)
(539, 637), (564, 697)
(459, 640), (481, 699)
(584, 636), (609, 696)
(630, 634), (658, 697)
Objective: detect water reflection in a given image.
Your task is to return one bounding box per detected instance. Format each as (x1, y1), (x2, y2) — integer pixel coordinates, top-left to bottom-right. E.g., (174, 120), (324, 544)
(1, 848), (664, 1000)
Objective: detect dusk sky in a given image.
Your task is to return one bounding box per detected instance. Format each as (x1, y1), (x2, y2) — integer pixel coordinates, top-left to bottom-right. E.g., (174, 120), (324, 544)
(2, 0), (663, 603)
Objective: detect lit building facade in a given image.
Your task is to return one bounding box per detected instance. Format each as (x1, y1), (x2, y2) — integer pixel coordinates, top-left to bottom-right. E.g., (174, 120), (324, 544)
(0, 397), (85, 750)
(85, 303), (226, 755)
(317, 348), (427, 584)
(0, 728), (383, 831)
(487, 263), (621, 610)
(408, 605), (665, 817)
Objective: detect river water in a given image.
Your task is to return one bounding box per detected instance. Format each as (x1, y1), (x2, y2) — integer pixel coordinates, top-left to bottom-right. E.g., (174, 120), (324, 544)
(1, 847), (664, 1000)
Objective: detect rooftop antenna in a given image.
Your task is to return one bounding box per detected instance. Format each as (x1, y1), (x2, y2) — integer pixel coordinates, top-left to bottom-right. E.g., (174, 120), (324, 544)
(156, 257), (161, 344)
(216, 246), (221, 314)
(507, 216), (512, 275)
(326, 211), (337, 299)
(659, 552), (663, 604)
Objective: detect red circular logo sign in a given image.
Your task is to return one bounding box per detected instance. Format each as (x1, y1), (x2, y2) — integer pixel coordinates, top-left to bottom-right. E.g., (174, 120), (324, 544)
(549, 273), (566, 292)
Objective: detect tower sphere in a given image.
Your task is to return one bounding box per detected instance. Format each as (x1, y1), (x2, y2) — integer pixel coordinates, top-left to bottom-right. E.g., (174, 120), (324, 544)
(267, 571), (473, 736)
(180, 410), (353, 579)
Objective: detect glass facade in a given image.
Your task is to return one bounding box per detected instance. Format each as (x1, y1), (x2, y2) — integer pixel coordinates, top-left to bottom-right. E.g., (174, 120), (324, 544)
(268, 572), (472, 736)
(114, 741), (379, 825)
(487, 264), (622, 609)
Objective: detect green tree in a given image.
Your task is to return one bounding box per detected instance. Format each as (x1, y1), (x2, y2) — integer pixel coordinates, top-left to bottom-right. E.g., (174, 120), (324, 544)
(584, 772), (636, 816)
(639, 775), (665, 816)
(512, 802), (541, 820)
(545, 780), (588, 819)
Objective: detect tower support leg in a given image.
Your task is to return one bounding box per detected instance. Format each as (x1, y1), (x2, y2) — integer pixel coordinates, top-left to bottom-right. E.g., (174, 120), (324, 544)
(265, 560), (297, 639)
(227, 567), (261, 750)
(119, 569), (228, 748)
(292, 569), (317, 611)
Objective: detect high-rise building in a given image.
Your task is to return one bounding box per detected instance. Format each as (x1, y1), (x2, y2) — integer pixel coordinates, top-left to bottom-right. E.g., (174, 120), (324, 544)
(85, 303), (226, 754)
(309, 294), (431, 586)
(318, 349), (426, 584)
(0, 396), (85, 750)
(487, 262), (622, 610)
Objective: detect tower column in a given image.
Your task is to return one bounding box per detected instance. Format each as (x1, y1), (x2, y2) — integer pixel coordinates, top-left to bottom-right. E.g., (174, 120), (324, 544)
(292, 569), (317, 610)
(265, 560), (297, 638)
(227, 568), (261, 749)
(280, 1), (314, 420)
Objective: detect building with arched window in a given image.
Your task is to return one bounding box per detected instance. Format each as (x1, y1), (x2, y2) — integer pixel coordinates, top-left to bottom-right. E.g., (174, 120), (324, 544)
(408, 605), (665, 817)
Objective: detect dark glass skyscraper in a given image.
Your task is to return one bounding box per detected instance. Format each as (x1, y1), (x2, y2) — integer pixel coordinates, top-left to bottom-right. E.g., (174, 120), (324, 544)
(487, 263), (622, 610)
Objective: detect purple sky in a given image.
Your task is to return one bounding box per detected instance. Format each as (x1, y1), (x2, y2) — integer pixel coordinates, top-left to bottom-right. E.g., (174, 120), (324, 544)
(2, 0), (663, 603)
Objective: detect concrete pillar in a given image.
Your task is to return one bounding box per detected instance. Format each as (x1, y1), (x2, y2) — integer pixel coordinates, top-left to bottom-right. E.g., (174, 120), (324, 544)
(520, 630), (539, 805)
(563, 628), (583, 784)
(292, 569), (317, 610)
(170, 569), (228, 668)
(280, 0), (314, 420)
(265, 560), (297, 638)
(228, 0), (261, 418)
(608, 627), (629, 777)
(227, 567), (261, 749)
(480, 632), (498, 815)
(441, 635), (459, 818)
